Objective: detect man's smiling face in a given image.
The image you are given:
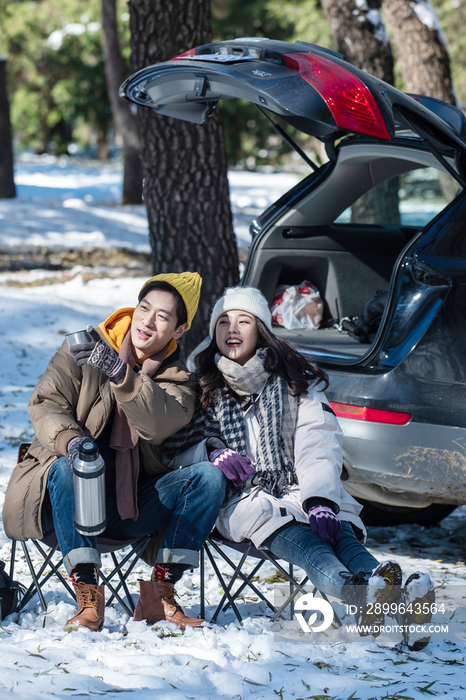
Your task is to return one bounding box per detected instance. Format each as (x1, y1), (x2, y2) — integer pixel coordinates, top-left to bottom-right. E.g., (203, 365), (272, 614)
(131, 289), (186, 362)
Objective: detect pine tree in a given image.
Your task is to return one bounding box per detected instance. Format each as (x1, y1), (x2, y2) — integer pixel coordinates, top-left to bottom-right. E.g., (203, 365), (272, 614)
(0, 57), (16, 199)
(128, 0), (238, 357)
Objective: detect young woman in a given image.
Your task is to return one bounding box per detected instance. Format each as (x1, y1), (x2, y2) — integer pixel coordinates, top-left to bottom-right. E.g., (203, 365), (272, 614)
(164, 286), (434, 648)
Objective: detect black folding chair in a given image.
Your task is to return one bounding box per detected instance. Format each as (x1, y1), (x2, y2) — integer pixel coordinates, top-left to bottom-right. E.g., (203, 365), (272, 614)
(10, 533), (152, 617)
(9, 443), (154, 617)
(200, 531), (341, 626)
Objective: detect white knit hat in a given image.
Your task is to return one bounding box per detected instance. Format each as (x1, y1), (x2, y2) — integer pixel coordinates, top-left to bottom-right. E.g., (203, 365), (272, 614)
(209, 286), (272, 337)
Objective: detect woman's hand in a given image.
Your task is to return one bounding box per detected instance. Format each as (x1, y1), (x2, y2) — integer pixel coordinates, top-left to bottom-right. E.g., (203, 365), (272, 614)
(69, 325), (126, 383)
(209, 448), (256, 488)
(308, 504), (342, 546)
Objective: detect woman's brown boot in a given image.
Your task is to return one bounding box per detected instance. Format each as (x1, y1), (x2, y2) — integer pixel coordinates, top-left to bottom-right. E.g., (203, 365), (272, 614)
(133, 580), (204, 629)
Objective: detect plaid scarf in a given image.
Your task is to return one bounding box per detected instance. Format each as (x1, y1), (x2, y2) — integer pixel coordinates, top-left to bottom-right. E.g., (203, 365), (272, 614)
(163, 350), (299, 498)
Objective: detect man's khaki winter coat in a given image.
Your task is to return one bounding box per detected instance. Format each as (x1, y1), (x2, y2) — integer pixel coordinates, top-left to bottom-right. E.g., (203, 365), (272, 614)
(3, 340), (198, 542)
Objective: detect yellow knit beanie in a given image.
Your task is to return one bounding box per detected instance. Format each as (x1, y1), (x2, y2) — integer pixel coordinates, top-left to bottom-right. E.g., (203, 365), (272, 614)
(138, 271), (202, 329)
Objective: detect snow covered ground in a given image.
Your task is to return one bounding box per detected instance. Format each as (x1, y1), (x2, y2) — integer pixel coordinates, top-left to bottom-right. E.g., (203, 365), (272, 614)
(1, 152), (300, 261)
(1, 155), (466, 699)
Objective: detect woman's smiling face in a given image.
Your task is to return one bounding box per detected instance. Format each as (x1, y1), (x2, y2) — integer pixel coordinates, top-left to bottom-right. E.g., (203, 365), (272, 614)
(215, 309), (259, 365)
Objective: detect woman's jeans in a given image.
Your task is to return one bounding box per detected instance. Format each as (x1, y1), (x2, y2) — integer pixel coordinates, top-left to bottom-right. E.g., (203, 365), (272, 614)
(41, 457), (227, 575)
(262, 521), (379, 597)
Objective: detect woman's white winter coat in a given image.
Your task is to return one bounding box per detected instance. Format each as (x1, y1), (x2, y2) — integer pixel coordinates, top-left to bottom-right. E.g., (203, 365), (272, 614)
(169, 385), (366, 547)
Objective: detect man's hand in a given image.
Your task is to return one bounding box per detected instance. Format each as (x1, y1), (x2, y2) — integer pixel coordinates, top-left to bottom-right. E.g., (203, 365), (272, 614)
(209, 448), (255, 488)
(69, 325), (126, 383)
(66, 436), (89, 470)
(308, 505), (342, 547)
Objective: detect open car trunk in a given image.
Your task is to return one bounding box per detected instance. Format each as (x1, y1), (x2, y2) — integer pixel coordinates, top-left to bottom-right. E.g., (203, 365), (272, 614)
(120, 37), (466, 372)
(242, 138), (461, 369)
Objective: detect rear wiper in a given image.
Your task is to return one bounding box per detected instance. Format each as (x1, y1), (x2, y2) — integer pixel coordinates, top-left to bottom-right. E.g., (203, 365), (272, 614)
(256, 105), (319, 172)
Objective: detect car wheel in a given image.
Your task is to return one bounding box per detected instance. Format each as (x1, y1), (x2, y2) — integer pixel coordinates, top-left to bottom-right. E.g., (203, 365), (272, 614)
(357, 500), (456, 527)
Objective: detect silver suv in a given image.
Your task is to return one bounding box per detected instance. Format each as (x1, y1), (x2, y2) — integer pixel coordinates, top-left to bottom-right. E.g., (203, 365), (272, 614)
(121, 38), (466, 526)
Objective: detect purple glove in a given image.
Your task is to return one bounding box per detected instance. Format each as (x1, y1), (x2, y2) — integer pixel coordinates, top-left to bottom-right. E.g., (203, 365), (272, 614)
(308, 505), (342, 546)
(66, 436), (89, 470)
(209, 448), (256, 488)
(70, 325), (126, 383)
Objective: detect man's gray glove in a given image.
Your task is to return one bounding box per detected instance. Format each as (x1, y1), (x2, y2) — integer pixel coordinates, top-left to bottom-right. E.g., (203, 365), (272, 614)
(66, 436), (89, 470)
(69, 325), (126, 383)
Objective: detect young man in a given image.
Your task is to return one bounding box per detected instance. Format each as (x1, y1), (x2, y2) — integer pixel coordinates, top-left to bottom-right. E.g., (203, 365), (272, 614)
(3, 272), (227, 632)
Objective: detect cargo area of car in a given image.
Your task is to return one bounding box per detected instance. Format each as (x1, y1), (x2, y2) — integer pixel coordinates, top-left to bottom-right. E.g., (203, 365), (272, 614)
(247, 222), (419, 361)
(273, 325), (369, 359)
(242, 141), (460, 363)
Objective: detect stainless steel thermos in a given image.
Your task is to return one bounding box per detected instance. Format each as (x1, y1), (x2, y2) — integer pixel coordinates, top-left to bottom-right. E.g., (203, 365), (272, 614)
(73, 440), (107, 536)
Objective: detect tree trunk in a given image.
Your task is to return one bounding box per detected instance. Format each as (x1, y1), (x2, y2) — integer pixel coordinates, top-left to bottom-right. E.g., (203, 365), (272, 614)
(101, 0), (143, 204)
(0, 57), (16, 199)
(97, 128), (110, 161)
(320, 0), (394, 82)
(320, 0), (399, 225)
(351, 178), (401, 224)
(128, 0), (238, 358)
(382, 0), (455, 104)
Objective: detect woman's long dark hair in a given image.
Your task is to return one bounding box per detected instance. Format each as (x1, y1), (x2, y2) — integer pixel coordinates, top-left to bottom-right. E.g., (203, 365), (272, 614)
(195, 318), (328, 409)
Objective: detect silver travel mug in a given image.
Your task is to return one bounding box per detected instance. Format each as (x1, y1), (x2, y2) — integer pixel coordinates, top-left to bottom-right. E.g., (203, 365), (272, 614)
(65, 328), (92, 350)
(73, 440), (107, 537)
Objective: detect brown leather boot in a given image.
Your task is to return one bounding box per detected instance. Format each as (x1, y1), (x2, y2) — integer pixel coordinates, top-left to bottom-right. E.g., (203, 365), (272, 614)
(133, 580), (204, 629)
(64, 582), (105, 632)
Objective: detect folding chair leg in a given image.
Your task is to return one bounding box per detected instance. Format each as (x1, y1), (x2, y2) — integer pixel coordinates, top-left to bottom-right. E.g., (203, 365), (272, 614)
(208, 539), (275, 616)
(100, 537), (151, 616)
(220, 560), (265, 613)
(258, 551), (309, 622)
(204, 543), (244, 625)
(9, 540), (16, 579)
(200, 546), (205, 621)
(289, 563), (294, 620)
(271, 576), (308, 621)
(19, 540), (76, 611)
(21, 541), (48, 612)
(316, 588), (342, 627)
(98, 571), (133, 617)
(215, 549), (251, 620)
(99, 574), (134, 617)
(31, 540), (75, 599)
(111, 551), (135, 613)
(20, 541), (60, 610)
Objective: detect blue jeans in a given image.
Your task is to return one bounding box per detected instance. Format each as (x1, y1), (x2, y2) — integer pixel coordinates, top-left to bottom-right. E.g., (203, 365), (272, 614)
(42, 457), (227, 574)
(262, 521), (379, 598)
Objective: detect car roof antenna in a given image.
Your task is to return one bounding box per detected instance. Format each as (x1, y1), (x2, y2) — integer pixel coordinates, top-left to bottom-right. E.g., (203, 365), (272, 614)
(256, 105), (319, 172)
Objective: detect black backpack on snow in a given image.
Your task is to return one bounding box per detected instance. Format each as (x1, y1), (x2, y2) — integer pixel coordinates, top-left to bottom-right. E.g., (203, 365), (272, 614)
(0, 560), (25, 619)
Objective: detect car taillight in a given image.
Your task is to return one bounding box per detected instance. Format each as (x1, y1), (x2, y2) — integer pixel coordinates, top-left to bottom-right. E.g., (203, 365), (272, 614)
(330, 402), (412, 425)
(170, 49), (197, 61)
(283, 52), (391, 140)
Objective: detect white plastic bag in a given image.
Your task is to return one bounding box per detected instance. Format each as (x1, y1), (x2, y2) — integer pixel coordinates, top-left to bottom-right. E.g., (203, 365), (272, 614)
(271, 280), (323, 330)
